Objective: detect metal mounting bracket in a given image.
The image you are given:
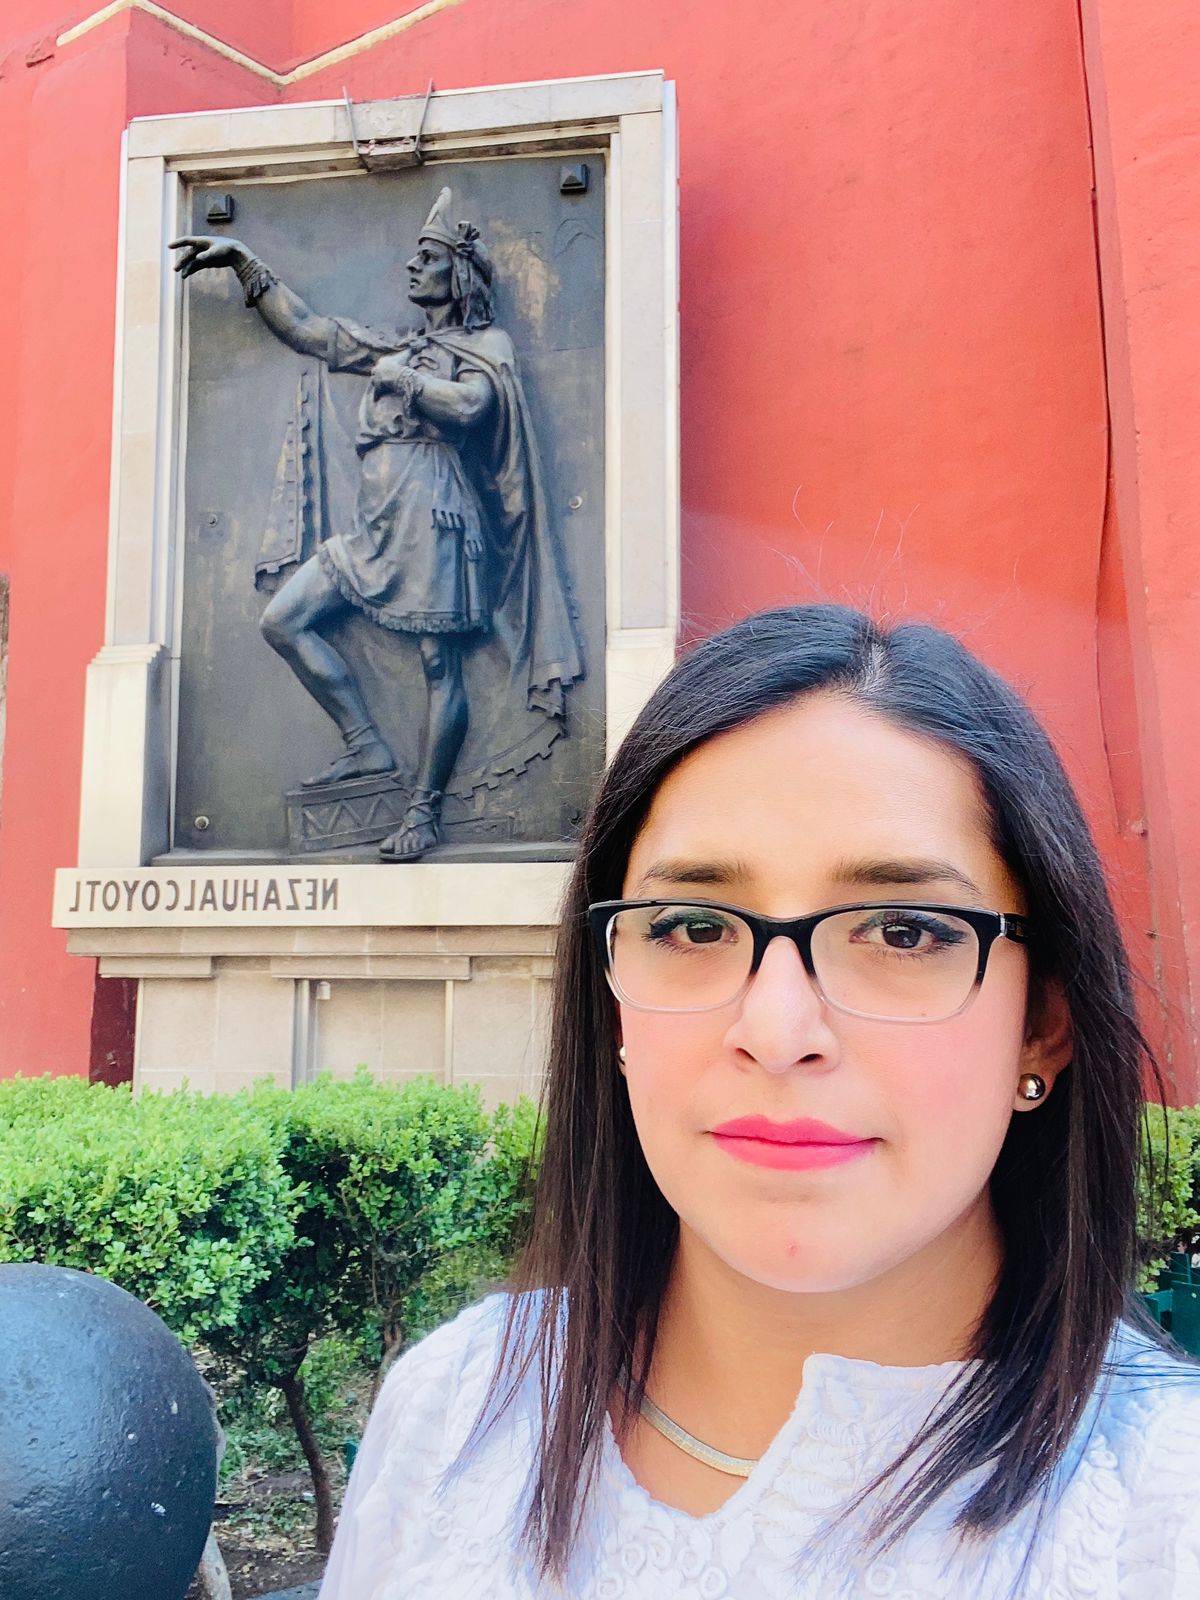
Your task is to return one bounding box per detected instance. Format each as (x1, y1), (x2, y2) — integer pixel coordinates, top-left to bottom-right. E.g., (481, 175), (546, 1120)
(343, 79), (436, 171)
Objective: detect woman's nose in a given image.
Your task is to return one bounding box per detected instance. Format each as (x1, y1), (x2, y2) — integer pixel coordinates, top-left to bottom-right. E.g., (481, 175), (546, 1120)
(723, 934), (841, 1074)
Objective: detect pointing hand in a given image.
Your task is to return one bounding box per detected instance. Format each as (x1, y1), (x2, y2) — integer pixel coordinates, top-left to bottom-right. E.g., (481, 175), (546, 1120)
(169, 236), (250, 278)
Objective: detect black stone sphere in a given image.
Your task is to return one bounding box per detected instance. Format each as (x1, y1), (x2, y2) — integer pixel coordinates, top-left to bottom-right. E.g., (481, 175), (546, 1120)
(0, 1264), (218, 1600)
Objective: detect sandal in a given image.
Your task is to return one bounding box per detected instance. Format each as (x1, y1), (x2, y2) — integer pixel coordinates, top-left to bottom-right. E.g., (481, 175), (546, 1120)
(379, 788), (443, 862)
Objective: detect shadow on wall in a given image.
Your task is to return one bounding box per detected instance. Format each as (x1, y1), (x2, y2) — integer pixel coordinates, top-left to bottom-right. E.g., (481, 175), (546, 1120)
(89, 970), (138, 1085)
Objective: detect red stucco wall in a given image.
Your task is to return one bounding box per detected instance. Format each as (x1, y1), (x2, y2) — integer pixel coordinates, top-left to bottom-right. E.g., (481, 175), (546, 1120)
(0, 8), (273, 1078)
(0, 0), (1193, 1091)
(1080, 0), (1200, 1093)
(1, 17), (135, 1080)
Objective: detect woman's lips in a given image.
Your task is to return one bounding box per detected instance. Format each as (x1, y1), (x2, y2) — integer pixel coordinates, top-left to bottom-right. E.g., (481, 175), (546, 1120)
(710, 1116), (877, 1171)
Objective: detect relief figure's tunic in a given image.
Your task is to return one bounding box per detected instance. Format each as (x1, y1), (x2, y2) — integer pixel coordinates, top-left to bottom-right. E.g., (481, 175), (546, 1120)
(291, 312), (582, 744)
(317, 319), (489, 635)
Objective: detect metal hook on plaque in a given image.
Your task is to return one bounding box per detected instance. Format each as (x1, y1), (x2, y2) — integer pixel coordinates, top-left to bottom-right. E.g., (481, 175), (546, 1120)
(343, 78), (436, 171)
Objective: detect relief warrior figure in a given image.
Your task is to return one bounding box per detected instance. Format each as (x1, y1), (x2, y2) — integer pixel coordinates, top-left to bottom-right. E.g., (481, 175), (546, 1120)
(171, 188), (581, 861)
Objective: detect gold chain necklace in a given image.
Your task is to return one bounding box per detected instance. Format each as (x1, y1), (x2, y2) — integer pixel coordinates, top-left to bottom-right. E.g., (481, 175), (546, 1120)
(634, 1385), (760, 1479)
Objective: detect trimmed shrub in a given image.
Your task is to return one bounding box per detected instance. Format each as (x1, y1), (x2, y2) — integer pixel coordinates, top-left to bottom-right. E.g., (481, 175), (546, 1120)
(0, 1070), (540, 1551)
(219, 1074), (536, 1364)
(0, 1077), (297, 1344)
(200, 1073), (536, 1547)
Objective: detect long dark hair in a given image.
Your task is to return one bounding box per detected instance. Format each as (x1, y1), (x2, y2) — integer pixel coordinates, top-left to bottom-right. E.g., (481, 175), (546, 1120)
(473, 603), (1160, 1580)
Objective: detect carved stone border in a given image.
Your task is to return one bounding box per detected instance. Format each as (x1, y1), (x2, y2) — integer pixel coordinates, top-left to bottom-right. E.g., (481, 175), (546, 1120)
(60, 72), (679, 931)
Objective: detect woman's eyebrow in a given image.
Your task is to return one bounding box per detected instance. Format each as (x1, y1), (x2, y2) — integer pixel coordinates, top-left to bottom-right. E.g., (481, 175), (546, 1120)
(633, 854), (985, 898)
(633, 856), (751, 891)
(830, 855), (984, 895)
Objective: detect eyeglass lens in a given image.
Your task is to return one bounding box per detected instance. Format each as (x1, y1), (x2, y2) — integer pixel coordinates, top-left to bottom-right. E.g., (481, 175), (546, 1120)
(606, 903), (982, 1020)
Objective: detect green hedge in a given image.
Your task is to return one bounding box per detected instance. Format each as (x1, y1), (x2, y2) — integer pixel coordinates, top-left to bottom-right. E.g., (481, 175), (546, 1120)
(0, 1075), (297, 1342)
(0, 1071), (539, 1549)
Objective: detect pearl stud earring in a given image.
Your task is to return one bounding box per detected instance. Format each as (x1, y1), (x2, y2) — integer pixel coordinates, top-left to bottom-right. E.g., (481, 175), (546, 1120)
(1017, 1073), (1046, 1102)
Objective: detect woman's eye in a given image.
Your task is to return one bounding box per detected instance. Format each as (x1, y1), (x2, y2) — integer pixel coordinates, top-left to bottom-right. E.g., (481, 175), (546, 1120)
(850, 914), (963, 953)
(880, 920), (924, 949)
(647, 914), (733, 947)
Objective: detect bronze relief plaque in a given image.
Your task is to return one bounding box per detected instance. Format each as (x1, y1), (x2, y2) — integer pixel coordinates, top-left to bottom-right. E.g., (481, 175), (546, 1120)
(173, 157), (605, 861)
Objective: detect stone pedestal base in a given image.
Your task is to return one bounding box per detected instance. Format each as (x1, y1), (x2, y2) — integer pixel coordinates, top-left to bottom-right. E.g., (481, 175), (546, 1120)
(285, 773), (515, 855)
(68, 925), (555, 1110)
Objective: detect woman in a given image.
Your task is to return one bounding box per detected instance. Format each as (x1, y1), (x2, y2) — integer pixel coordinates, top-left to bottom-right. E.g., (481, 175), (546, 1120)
(319, 604), (1200, 1597)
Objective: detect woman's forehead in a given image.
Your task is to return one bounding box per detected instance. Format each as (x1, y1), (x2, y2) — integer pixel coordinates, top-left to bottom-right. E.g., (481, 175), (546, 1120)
(623, 694), (1019, 908)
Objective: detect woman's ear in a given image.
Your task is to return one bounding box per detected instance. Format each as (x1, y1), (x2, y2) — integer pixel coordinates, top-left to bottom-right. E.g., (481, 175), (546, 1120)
(614, 1001), (628, 1075)
(1013, 979), (1073, 1112)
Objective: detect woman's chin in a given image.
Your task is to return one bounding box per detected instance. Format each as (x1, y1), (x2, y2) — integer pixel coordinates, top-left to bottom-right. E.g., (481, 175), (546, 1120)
(711, 1239), (891, 1297)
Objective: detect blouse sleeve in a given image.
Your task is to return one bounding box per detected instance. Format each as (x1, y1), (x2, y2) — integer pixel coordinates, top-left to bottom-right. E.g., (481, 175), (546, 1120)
(1117, 1386), (1200, 1598)
(316, 1297), (504, 1600)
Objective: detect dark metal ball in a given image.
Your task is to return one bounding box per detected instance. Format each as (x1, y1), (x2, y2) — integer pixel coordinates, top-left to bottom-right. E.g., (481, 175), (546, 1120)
(0, 1264), (218, 1600)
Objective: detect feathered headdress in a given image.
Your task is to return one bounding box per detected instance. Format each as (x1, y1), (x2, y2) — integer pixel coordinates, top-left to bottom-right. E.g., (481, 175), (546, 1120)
(418, 187), (494, 330)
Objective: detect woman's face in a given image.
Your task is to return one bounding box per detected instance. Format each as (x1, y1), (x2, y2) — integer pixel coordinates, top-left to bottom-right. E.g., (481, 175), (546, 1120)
(617, 692), (1069, 1296)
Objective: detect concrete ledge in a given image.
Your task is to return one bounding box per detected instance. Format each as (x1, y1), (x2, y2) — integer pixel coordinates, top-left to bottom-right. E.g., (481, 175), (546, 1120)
(125, 74), (668, 158)
(68, 925), (558, 959)
(99, 955), (213, 979)
(267, 956), (471, 980)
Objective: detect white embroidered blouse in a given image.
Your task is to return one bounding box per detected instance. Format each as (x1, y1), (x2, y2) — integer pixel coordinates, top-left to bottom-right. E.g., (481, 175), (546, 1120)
(317, 1293), (1200, 1599)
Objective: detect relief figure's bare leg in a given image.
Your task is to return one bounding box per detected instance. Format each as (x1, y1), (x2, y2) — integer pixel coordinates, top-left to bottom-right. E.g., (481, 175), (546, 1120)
(379, 636), (468, 862)
(260, 556), (397, 787)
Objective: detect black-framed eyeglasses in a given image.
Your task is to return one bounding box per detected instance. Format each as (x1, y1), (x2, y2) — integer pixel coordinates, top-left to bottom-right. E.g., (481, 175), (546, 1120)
(588, 898), (1031, 1023)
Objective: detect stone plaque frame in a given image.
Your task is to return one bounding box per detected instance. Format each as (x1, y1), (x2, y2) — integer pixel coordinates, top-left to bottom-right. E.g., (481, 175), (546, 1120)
(54, 73), (678, 1098)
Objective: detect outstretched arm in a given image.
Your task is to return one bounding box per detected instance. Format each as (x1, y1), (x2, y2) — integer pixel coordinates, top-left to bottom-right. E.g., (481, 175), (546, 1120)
(169, 235), (338, 360)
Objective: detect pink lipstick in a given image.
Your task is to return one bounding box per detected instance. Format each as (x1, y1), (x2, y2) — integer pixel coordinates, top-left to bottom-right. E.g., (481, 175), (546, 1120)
(710, 1115), (877, 1171)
